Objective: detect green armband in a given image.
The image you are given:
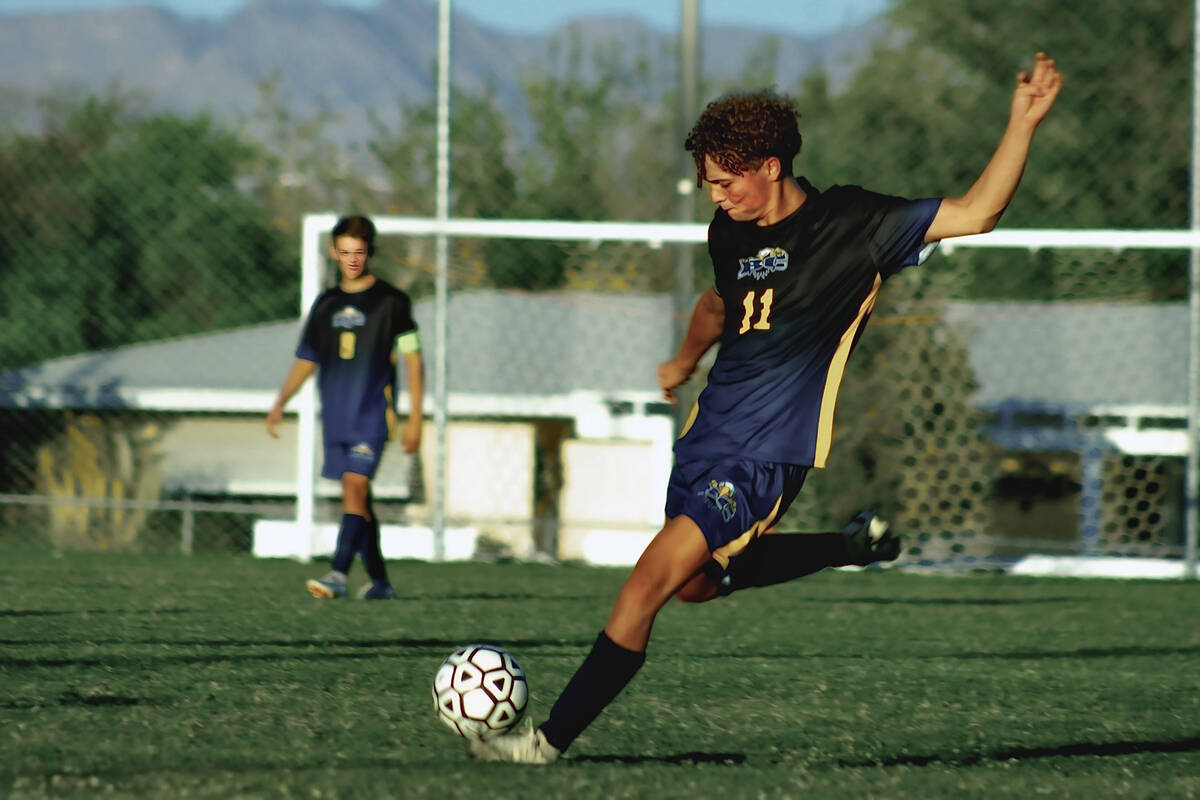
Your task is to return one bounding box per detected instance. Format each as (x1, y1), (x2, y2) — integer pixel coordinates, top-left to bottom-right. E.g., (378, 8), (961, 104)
(397, 330), (421, 354)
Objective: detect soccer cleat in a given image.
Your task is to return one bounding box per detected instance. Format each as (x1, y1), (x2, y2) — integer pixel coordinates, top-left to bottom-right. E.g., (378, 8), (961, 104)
(841, 511), (901, 566)
(357, 582), (395, 600)
(306, 572), (347, 599)
(467, 720), (560, 765)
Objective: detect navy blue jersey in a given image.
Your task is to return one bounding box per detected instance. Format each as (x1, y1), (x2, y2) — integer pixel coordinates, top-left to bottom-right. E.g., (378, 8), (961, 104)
(296, 279), (417, 444)
(675, 178), (940, 468)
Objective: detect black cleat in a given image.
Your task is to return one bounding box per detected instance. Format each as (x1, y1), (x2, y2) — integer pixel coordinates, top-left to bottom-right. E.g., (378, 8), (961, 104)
(841, 512), (901, 566)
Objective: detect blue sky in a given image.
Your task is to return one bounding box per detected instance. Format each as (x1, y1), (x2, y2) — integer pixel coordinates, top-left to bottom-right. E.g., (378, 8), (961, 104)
(0, 0), (890, 36)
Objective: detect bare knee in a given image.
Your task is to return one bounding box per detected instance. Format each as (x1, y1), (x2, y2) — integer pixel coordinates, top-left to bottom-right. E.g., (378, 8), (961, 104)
(341, 474), (371, 517)
(617, 567), (669, 611)
(675, 572), (719, 603)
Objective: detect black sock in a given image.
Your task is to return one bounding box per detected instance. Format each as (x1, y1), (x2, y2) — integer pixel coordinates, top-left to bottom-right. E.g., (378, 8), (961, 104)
(724, 532), (851, 592)
(360, 517), (388, 584)
(539, 631), (645, 753)
(331, 513), (368, 575)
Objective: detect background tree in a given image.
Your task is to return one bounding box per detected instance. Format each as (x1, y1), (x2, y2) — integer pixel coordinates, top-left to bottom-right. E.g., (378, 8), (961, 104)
(793, 0), (1189, 301)
(371, 83), (526, 292)
(0, 89), (294, 370)
(238, 76), (382, 250)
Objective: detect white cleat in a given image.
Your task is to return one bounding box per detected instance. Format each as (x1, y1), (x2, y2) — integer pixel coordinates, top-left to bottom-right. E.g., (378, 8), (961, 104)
(306, 571), (347, 599)
(468, 720), (560, 765)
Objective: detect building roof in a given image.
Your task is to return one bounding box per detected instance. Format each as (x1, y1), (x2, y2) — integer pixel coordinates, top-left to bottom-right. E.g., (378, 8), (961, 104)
(0, 294), (1188, 414)
(942, 301), (1188, 412)
(0, 291), (675, 411)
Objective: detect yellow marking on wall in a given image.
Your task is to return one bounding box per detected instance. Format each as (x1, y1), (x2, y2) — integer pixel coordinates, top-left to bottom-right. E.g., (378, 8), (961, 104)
(34, 413), (164, 549)
(813, 274), (881, 469)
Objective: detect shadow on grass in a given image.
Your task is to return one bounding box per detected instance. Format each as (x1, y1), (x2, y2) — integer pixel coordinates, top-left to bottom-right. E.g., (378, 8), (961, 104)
(573, 751), (746, 765)
(0, 636), (595, 669)
(946, 644), (1200, 660)
(790, 596), (1078, 606)
(9, 640), (1200, 669)
(419, 592), (604, 601)
(692, 644), (1200, 661)
(1, 690), (159, 709)
(0, 608), (196, 617)
(840, 733), (1200, 768)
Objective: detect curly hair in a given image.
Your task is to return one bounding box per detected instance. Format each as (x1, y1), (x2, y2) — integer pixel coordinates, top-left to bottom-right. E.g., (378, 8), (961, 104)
(683, 90), (802, 186)
(331, 215), (377, 256)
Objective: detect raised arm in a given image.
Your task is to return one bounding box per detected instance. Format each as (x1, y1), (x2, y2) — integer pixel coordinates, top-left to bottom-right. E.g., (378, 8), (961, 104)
(924, 52), (1063, 243)
(265, 358), (317, 437)
(658, 287), (725, 403)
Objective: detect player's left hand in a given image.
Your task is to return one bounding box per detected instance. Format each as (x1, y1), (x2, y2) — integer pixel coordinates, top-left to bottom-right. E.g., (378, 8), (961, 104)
(265, 406), (284, 438)
(658, 358), (695, 403)
(1010, 52), (1062, 129)
(401, 416), (422, 454)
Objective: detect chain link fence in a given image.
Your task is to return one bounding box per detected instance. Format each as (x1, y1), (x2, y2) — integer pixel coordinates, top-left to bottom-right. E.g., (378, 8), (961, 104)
(0, 0), (1193, 570)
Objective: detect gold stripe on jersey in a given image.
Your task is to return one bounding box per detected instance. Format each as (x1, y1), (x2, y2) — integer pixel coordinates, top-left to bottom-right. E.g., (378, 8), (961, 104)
(710, 492), (785, 568)
(383, 384), (397, 439)
(813, 273), (882, 468)
(678, 399), (701, 439)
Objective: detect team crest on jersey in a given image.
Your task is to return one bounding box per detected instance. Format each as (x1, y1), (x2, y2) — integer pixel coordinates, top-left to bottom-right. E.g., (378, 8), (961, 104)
(350, 442), (376, 458)
(699, 479), (738, 522)
(332, 306), (367, 329)
(737, 247), (789, 280)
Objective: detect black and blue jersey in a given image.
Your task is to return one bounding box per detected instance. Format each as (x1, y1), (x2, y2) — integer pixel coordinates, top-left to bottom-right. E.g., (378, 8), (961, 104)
(296, 279), (417, 444)
(675, 178), (940, 468)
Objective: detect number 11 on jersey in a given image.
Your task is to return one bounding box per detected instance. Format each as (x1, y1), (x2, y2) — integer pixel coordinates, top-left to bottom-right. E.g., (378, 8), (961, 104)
(738, 288), (774, 334)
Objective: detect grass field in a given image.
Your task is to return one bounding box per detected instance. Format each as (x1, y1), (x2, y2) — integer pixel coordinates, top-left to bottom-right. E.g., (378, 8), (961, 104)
(3, 546), (1200, 799)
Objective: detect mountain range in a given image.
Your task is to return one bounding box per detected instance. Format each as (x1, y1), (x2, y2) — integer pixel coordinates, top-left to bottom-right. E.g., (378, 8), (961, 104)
(0, 0), (883, 143)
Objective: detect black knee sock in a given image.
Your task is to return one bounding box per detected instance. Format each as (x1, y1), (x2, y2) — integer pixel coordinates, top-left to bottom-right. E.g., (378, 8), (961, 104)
(331, 513), (369, 575)
(724, 532), (851, 592)
(360, 517), (388, 584)
(539, 631), (645, 753)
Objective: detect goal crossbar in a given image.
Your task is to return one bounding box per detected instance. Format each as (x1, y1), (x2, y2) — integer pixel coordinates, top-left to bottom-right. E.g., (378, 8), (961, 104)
(304, 215), (1200, 249)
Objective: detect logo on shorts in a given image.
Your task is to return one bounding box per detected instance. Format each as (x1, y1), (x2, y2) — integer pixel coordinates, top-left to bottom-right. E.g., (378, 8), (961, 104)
(699, 479), (738, 522)
(737, 247), (789, 280)
(350, 442), (376, 458)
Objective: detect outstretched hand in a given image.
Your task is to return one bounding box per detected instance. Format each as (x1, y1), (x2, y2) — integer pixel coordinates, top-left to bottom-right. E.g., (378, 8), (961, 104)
(1010, 52), (1062, 129)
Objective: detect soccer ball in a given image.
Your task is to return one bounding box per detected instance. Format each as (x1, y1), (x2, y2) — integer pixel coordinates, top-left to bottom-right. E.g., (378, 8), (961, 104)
(432, 643), (528, 739)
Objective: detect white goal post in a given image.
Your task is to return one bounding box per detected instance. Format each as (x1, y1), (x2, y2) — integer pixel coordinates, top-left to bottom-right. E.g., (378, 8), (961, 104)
(295, 214), (1200, 578)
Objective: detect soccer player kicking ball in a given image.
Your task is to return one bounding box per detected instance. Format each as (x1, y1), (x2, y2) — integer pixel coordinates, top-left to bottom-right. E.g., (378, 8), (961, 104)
(471, 53), (1062, 763)
(266, 215), (424, 601)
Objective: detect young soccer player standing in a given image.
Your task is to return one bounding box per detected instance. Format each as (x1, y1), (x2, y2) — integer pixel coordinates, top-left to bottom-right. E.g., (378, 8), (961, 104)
(471, 53), (1062, 763)
(265, 215), (424, 601)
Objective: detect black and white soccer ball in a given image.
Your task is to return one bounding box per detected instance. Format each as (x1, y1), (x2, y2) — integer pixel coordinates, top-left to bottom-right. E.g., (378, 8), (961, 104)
(432, 643), (528, 739)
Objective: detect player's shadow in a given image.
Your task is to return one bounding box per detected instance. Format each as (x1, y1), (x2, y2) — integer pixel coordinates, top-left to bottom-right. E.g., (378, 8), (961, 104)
(793, 596), (1077, 606)
(0, 690), (159, 710)
(0, 635), (593, 650)
(945, 643), (1200, 660)
(414, 592), (604, 601)
(573, 751), (747, 766)
(0, 636), (596, 670)
(840, 733), (1200, 769)
(0, 608), (196, 617)
(691, 643), (1200, 662)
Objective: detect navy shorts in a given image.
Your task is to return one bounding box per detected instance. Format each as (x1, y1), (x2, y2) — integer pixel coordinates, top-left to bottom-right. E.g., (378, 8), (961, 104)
(322, 439), (386, 480)
(665, 457), (808, 567)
